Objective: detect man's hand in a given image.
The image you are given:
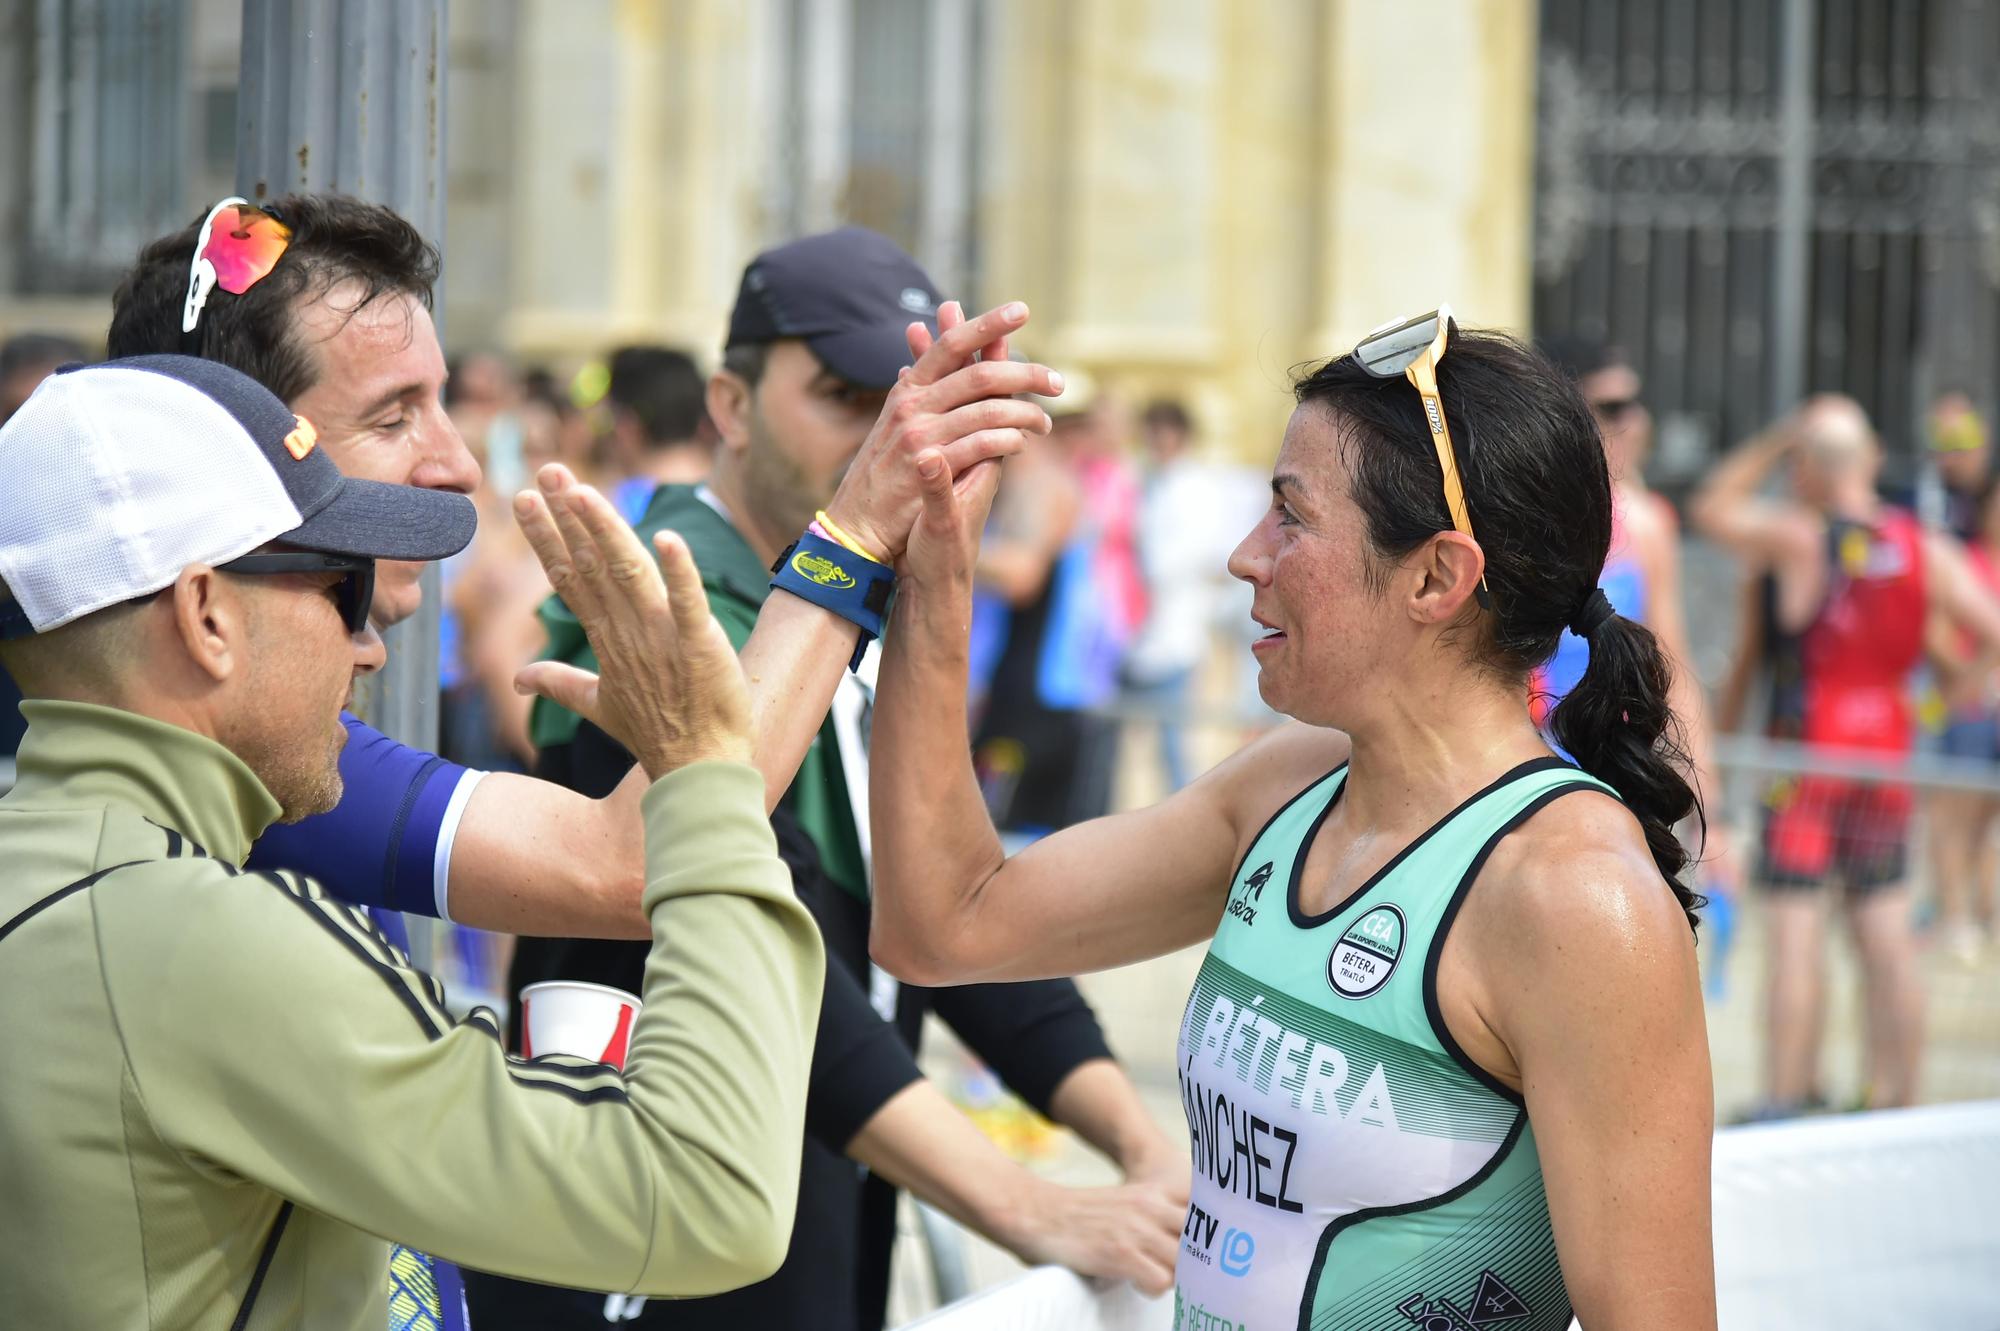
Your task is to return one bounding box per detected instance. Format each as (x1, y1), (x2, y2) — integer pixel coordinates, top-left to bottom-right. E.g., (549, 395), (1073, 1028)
(512, 464), (753, 779)
(1004, 1176), (1183, 1297)
(821, 300), (1061, 563)
(892, 299), (1016, 589)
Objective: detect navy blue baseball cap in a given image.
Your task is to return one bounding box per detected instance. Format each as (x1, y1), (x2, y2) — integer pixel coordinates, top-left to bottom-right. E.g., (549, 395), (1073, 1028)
(0, 354), (475, 634)
(725, 226), (944, 389)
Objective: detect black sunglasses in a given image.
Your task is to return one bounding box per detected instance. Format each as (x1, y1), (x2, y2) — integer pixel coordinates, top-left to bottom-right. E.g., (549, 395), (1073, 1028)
(220, 552), (376, 635)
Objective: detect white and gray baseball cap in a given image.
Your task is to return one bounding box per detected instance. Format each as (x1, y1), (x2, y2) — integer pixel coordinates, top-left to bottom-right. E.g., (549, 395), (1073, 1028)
(0, 354), (475, 638)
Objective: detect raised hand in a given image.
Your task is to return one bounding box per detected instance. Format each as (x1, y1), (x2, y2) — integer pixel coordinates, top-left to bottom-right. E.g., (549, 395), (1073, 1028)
(892, 300), (1014, 588)
(512, 464), (753, 779)
(821, 300), (1062, 563)
(899, 445), (1004, 596)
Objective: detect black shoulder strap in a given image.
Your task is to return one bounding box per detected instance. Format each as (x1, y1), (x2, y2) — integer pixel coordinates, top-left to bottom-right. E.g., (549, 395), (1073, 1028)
(0, 860), (147, 946)
(228, 1201), (295, 1331)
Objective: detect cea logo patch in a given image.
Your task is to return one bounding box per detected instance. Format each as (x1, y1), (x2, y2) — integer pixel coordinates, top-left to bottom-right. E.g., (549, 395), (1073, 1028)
(1327, 904), (1404, 1000)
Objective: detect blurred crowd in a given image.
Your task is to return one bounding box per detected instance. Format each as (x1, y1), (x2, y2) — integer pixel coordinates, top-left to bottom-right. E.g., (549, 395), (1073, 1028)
(1530, 338), (2000, 1124)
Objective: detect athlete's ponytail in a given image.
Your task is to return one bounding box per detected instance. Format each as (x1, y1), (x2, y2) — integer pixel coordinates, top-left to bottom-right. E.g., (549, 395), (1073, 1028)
(1548, 609), (1702, 928)
(1295, 330), (1703, 931)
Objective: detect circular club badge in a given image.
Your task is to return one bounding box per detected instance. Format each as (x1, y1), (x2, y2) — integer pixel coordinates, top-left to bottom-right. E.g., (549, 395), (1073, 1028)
(1327, 904), (1405, 1000)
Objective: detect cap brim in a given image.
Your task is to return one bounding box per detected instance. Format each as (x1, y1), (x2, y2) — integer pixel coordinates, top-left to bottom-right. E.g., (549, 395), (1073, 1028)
(808, 316), (939, 390)
(284, 480), (477, 562)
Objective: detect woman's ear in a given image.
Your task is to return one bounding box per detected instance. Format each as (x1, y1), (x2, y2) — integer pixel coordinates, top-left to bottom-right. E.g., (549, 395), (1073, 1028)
(1407, 531), (1486, 626)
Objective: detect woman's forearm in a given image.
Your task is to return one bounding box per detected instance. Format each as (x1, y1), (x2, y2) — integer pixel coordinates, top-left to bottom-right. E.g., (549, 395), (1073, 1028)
(868, 572), (1009, 975)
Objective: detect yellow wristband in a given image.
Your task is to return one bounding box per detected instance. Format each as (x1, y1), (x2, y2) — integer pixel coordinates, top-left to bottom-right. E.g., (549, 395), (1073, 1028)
(814, 510), (887, 564)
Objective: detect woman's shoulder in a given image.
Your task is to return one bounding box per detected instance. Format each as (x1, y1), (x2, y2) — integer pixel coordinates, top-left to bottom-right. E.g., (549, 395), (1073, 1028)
(1469, 785), (1693, 962)
(1196, 721), (1352, 836)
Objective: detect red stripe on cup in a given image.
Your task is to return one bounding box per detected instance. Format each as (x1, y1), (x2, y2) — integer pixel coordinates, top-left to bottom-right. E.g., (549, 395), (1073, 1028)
(601, 1002), (636, 1069)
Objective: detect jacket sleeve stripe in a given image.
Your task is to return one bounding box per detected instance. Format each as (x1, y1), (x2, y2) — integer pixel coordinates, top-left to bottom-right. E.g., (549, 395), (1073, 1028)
(269, 869), (463, 1034)
(503, 1070), (630, 1105)
(253, 871), (445, 1041)
(249, 872), (632, 1105)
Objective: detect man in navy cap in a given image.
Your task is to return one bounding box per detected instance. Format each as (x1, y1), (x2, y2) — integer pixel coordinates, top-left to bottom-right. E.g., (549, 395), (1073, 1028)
(482, 228), (1188, 1330)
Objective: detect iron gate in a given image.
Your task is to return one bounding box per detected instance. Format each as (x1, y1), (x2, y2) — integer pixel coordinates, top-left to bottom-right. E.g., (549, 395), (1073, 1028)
(1534, 0), (2000, 487)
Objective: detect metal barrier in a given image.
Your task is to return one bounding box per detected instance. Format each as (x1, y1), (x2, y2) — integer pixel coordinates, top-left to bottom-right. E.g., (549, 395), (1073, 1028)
(1711, 733), (2000, 797)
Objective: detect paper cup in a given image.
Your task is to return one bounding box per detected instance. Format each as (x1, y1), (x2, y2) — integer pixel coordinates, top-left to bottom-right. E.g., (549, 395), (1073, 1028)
(519, 981), (642, 1069)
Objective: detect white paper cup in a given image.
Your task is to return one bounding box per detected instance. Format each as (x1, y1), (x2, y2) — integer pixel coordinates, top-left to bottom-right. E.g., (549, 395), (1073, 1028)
(519, 981), (642, 1069)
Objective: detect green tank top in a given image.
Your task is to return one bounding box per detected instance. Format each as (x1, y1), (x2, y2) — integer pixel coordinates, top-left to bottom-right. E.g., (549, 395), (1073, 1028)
(1173, 756), (1613, 1331)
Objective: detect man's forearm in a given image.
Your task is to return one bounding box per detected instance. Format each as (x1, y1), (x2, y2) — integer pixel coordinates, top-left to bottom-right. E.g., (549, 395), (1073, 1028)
(1690, 425), (1791, 536)
(448, 593), (862, 939)
(446, 770), (649, 939)
(740, 591), (864, 811)
(846, 1079), (1043, 1252)
(1046, 1058), (1180, 1178)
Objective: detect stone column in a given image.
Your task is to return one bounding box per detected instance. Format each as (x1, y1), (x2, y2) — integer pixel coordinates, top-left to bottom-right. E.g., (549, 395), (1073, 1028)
(983, 0), (1538, 464)
(498, 0), (772, 363)
(1308, 0), (1538, 354)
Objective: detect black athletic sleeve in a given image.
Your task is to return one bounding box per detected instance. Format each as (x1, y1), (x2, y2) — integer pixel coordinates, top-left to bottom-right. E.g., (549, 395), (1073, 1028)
(924, 978), (1115, 1119)
(799, 924), (925, 1151)
(559, 719), (923, 1152)
(767, 808), (923, 1151)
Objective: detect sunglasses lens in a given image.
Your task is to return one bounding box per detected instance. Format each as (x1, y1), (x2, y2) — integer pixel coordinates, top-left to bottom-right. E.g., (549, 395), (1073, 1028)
(204, 206), (293, 295)
(1354, 313), (1442, 379)
(345, 564), (376, 635)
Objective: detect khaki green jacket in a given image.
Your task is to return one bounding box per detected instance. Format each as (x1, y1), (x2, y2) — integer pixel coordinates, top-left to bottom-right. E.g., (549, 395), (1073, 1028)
(0, 700), (823, 1330)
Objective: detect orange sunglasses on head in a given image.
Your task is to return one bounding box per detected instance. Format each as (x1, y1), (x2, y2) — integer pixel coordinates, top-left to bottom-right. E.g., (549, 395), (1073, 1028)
(1352, 303), (1492, 610)
(180, 197), (294, 336)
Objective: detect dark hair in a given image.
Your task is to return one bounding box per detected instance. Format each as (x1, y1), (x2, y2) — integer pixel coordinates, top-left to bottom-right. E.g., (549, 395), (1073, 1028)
(520, 366), (571, 415)
(1295, 327), (1701, 929)
(607, 345), (709, 447)
(1, 332), (90, 379)
(1142, 399), (1192, 434)
(721, 341), (770, 389)
(1536, 333), (1627, 386)
(106, 193), (440, 405)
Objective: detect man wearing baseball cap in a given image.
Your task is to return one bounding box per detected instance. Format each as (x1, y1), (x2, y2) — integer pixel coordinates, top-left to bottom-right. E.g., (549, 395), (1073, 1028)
(0, 356), (826, 1328)
(484, 228), (1186, 1330)
(102, 195), (1050, 959)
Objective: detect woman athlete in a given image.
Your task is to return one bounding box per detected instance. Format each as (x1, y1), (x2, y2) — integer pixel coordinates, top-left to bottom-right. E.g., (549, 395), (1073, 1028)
(869, 309), (1715, 1329)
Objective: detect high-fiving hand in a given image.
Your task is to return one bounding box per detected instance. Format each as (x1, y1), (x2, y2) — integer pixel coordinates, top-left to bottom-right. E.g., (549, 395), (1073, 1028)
(895, 300), (1016, 590)
(821, 300), (1062, 563)
(512, 464), (753, 780)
